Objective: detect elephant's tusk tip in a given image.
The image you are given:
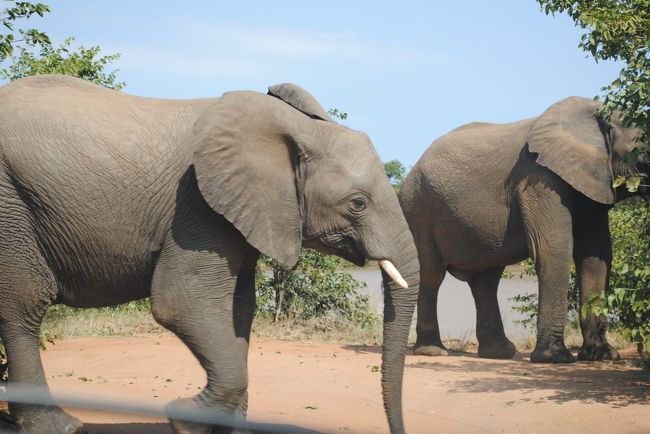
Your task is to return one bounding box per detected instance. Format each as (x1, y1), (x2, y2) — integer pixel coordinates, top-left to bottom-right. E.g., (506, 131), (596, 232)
(378, 259), (409, 288)
(395, 278), (409, 289)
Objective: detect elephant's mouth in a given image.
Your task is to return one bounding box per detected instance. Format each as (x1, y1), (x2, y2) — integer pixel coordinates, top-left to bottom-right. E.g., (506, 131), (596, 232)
(303, 233), (367, 266)
(337, 246), (366, 267)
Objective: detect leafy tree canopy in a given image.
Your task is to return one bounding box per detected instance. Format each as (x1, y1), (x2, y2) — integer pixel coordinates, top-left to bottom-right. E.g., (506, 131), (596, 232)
(1, 2), (123, 90)
(1, 1), (50, 61)
(1, 36), (125, 89)
(327, 108), (348, 120)
(537, 0), (649, 145)
(384, 159), (406, 193)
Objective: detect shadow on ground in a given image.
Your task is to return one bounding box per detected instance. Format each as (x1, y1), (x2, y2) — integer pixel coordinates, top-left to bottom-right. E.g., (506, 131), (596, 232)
(340, 344), (648, 408)
(342, 344), (382, 355)
(81, 423), (172, 433)
(407, 351), (649, 407)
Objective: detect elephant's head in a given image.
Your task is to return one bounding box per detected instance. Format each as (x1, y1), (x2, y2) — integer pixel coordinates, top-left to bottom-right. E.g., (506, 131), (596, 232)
(526, 96), (647, 204)
(190, 83), (419, 433)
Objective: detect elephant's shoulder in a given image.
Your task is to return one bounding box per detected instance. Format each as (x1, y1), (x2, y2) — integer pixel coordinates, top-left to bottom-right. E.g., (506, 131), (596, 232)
(449, 121), (494, 134)
(413, 118), (534, 183)
(436, 118), (534, 151)
(448, 118), (534, 137)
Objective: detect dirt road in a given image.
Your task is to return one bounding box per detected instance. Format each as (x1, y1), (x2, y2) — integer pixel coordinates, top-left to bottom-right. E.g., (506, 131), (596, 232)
(37, 335), (648, 434)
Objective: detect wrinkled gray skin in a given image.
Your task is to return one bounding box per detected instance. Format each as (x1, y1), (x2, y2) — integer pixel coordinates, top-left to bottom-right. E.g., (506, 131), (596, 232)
(0, 75), (419, 434)
(400, 97), (645, 363)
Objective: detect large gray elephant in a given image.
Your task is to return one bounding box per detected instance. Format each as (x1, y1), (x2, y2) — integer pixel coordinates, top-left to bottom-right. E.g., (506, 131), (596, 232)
(0, 75), (419, 433)
(399, 96), (645, 364)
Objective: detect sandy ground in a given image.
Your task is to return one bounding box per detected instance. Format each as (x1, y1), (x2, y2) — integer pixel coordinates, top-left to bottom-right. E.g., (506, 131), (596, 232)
(30, 335), (650, 434)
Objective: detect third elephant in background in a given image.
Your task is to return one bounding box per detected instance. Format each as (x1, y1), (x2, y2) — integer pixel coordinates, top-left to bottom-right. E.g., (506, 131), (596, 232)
(400, 96), (647, 363)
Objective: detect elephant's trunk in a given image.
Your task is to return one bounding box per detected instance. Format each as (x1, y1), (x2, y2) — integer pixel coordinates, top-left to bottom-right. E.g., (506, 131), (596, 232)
(379, 227), (419, 434)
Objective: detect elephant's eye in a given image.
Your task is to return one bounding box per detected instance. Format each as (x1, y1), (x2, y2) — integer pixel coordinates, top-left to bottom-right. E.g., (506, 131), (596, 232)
(350, 197), (366, 212)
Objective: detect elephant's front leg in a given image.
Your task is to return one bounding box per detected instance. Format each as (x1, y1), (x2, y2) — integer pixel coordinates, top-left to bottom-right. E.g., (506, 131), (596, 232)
(530, 250), (576, 363)
(151, 214), (257, 434)
(520, 183), (576, 363)
(572, 208), (619, 361)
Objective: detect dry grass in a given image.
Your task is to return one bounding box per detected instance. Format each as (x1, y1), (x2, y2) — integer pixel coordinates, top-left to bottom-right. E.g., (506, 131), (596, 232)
(252, 315), (383, 345)
(40, 304), (383, 345)
(39, 304), (636, 359)
(513, 324), (632, 352)
(442, 330), (477, 353)
(513, 332), (537, 351)
(41, 304), (167, 339)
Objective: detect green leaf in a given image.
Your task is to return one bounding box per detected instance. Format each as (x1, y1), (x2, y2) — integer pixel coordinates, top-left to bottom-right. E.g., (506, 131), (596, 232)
(613, 176), (626, 188)
(625, 176), (641, 192)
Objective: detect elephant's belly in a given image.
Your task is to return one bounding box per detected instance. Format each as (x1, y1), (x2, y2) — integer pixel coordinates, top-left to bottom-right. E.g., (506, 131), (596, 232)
(54, 259), (156, 308)
(438, 219), (530, 274)
(30, 198), (171, 308)
(44, 234), (162, 308)
(56, 276), (153, 308)
(447, 249), (529, 282)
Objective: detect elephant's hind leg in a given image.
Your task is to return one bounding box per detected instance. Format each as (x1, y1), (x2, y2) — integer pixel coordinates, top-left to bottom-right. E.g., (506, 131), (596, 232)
(0, 219), (82, 432)
(572, 207), (619, 361)
(468, 266), (516, 359)
(413, 241), (448, 356)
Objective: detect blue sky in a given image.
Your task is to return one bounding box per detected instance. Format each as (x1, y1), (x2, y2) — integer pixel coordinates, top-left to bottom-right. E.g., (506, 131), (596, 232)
(3, 1), (621, 167)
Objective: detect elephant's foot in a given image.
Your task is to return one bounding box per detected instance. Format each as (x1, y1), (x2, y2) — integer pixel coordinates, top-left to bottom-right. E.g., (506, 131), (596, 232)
(530, 342), (575, 363)
(167, 397), (245, 434)
(0, 409), (16, 430)
(13, 406), (82, 434)
(413, 344), (448, 356)
(577, 344), (620, 361)
(478, 340), (517, 359)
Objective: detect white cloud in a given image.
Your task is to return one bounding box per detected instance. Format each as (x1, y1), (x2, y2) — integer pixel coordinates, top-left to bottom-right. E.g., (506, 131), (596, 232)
(112, 18), (450, 80)
(176, 18), (372, 59)
(115, 47), (269, 80)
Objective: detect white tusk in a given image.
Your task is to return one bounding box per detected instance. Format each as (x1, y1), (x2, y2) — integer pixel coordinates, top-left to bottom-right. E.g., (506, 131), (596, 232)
(378, 260), (408, 289)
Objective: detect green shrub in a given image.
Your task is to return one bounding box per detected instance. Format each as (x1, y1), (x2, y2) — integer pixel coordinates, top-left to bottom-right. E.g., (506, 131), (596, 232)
(510, 292), (539, 329)
(511, 197), (650, 361)
(584, 197), (650, 357)
(255, 249), (378, 328)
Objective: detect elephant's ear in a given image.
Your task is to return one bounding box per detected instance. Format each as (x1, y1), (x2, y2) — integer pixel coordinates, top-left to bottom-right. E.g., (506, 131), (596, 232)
(526, 96), (614, 204)
(268, 83), (332, 121)
(191, 91), (305, 267)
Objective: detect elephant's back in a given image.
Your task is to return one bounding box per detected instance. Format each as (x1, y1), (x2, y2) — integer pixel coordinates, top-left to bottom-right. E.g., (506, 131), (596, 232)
(0, 75), (215, 304)
(405, 120), (533, 198)
(0, 75), (213, 187)
(400, 118), (533, 264)
(0, 75), (214, 154)
(404, 118), (533, 202)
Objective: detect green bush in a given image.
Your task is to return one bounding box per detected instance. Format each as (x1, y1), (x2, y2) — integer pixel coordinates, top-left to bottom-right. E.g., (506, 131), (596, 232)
(511, 197), (650, 360)
(510, 292), (538, 329)
(1, 36), (124, 89)
(509, 259), (545, 330)
(584, 197), (650, 356)
(255, 249), (377, 328)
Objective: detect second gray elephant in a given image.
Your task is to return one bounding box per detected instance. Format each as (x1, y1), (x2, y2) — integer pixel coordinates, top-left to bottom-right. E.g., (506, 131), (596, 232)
(400, 96), (646, 363)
